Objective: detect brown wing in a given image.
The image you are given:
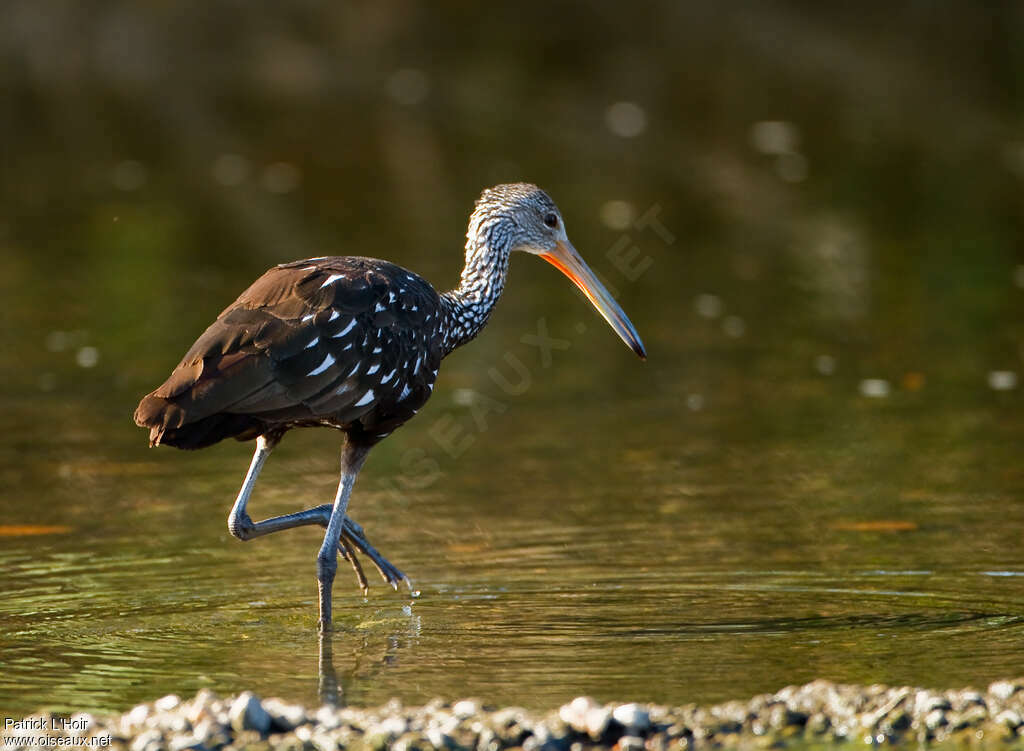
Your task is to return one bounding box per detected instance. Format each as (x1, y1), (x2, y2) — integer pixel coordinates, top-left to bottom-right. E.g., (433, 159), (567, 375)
(134, 257), (444, 448)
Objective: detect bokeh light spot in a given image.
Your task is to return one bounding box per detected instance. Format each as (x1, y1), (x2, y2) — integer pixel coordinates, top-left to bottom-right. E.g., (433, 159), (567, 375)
(600, 200), (636, 231)
(76, 346), (99, 368)
(859, 379), (890, 398)
(605, 102), (647, 138)
(987, 371), (1018, 391)
(694, 293), (723, 319)
(750, 120), (800, 155)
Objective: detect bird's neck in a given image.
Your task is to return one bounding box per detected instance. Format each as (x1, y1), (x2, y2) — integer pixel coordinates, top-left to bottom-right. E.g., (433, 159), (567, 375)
(440, 228), (512, 356)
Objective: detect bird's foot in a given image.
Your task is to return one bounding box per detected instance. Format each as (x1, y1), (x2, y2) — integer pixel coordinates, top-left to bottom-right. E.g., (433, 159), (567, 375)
(341, 517), (410, 592)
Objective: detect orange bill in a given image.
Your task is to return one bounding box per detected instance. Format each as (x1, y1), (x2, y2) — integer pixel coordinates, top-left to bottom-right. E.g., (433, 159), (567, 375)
(540, 239), (647, 359)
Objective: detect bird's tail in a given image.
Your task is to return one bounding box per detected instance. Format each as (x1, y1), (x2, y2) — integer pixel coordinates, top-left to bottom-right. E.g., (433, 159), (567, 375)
(134, 394), (261, 450)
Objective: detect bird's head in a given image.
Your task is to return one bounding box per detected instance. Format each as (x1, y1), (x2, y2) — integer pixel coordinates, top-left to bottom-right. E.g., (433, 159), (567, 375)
(468, 183), (646, 359)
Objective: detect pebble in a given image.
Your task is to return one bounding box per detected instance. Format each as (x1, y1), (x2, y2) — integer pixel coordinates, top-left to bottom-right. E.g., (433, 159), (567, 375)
(996, 709), (1023, 729)
(925, 708), (948, 730)
(154, 694), (181, 713)
(617, 734), (645, 750)
(262, 697), (307, 731)
(612, 702), (651, 732)
(378, 715), (410, 738)
(990, 680), (1022, 702)
(168, 736), (204, 751)
(425, 724), (448, 747)
(8, 679), (1024, 751)
(183, 689), (217, 725)
(559, 696), (598, 732)
(452, 699), (479, 719)
(124, 703), (150, 730)
(584, 705), (612, 739)
(129, 728), (163, 751)
(228, 691), (271, 734)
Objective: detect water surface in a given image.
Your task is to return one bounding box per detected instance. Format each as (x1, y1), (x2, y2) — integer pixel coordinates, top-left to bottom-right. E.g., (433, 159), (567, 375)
(1, 0), (1023, 720)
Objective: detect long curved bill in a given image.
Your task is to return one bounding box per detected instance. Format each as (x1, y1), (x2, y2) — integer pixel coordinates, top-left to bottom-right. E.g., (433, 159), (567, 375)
(540, 239), (647, 359)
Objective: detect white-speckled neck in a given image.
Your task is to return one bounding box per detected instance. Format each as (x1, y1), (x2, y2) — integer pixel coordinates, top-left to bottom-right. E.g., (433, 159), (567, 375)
(439, 221), (513, 356)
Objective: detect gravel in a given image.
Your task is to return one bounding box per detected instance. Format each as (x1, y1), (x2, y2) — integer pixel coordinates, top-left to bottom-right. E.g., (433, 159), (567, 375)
(5, 678), (1024, 749)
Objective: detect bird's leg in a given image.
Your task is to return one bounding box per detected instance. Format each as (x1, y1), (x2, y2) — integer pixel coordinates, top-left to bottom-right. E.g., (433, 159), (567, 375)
(317, 441), (371, 632)
(227, 434), (280, 540)
(227, 434), (332, 539)
(226, 435), (408, 603)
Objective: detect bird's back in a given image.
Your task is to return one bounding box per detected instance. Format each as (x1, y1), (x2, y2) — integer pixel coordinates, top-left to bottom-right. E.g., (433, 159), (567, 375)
(135, 256), (445, 449)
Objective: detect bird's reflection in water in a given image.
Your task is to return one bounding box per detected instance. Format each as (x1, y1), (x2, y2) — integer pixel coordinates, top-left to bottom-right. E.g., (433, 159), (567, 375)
(317, 603), (422, 707)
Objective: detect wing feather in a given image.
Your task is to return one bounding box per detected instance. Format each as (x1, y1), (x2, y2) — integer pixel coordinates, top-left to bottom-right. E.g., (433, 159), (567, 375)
(135, 257), (444, 446)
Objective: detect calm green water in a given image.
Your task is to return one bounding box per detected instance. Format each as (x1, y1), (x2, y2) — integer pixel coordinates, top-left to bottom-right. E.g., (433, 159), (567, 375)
(2, 1), (1024, 720)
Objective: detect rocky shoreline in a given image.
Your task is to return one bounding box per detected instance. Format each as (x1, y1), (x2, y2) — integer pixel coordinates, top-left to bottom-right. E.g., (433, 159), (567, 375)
(6, 678), (1024, 750)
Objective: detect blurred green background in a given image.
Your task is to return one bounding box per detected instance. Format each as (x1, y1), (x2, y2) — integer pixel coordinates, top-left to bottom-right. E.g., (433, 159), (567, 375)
(1, 1), (1023, 718)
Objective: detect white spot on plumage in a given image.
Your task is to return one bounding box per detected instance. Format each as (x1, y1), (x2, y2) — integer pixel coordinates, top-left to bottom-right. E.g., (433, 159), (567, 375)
(399, 384), (412, 400)
(320, 273), (345, 288)
(381, 369), (396, 383)
(372, 346), (382, 354)
(343, 342), (353, 350)
(374, 302), (386, 312)
(328, 310), (340, 321)
(388, 291), (396, 303)
(301, 313), (315, 323)
(354, 390), (375, 407)
(309, 353), (335, 376)
(333, 319), (356, 337)
(367, 363), (380, 375)
(305, 336), (320, 349)
(346, 363), (360, 377)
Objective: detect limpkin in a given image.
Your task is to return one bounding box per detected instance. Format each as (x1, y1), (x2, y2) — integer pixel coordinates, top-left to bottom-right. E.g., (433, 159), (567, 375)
(135, 183), (646, 631)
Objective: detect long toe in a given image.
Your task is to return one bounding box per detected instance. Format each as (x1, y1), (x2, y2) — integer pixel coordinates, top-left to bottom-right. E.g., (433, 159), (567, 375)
(341, 519), (407, 588)
(339, 537), (369, 595)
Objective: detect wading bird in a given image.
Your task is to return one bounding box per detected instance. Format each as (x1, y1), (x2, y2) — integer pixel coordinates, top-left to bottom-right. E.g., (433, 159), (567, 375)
(135, 183), (646, 631)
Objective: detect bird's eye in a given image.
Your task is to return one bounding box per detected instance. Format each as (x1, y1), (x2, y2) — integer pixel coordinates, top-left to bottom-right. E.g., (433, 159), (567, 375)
(543, 213), (559, 229)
